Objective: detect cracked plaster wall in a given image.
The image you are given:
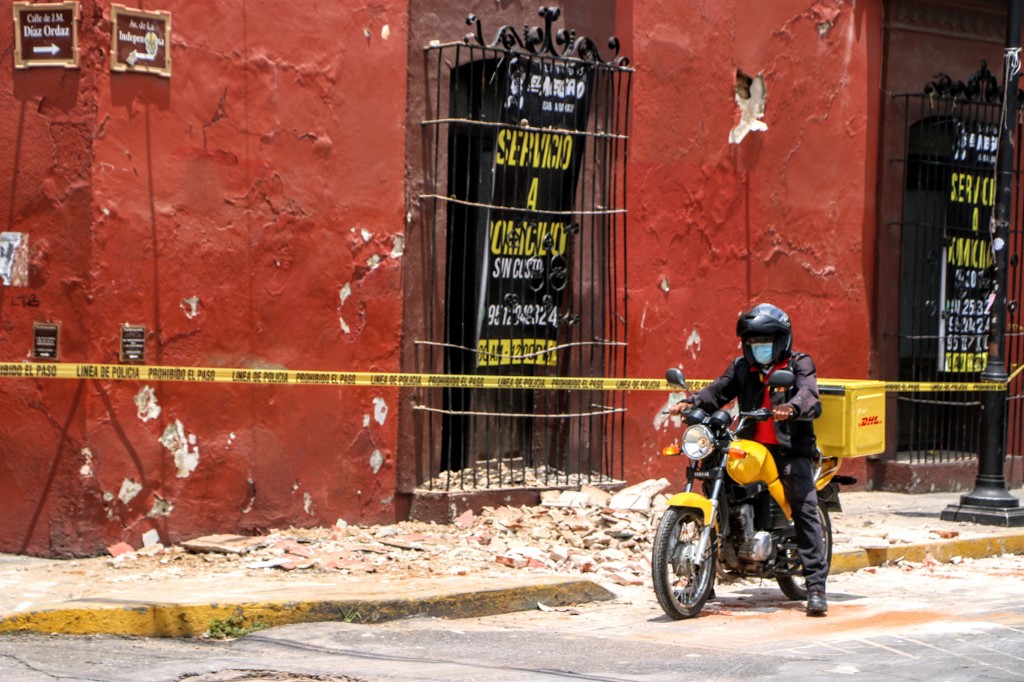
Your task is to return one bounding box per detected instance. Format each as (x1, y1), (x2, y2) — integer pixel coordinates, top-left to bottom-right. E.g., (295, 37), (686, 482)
(0, 0), (407, 556)
(624, 0), (884, 485)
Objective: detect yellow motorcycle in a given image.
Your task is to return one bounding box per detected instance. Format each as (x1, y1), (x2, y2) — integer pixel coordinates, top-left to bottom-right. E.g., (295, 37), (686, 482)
(652, 367), (851, 619)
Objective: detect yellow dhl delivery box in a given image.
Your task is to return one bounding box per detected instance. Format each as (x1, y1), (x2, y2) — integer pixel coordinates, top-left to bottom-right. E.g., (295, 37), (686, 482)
(815, 380), (886, 458)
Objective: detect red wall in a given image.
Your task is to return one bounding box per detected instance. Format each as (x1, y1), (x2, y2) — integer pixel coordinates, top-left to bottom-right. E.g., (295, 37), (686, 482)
(1, 1), (409, 556)
(621, 1), (882, 484)
(3, 1), (887, 556)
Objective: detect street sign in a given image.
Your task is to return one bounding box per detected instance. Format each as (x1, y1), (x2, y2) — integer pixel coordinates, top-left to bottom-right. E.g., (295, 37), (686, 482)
(109, 4), (171, 78)
(12, 2), (80, 69)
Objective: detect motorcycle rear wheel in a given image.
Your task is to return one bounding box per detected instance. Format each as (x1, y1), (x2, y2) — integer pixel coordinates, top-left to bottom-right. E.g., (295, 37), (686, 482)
(652, 506), (717, 620)
(776, 501), (832, 601)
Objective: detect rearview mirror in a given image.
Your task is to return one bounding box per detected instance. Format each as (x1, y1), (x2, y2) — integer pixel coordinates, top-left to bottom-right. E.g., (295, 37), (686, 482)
(665, 368), (686, 388)
(768, 369), (796, 389)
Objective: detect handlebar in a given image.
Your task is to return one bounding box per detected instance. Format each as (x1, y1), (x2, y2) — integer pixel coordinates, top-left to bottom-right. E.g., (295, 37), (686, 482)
(738, 408), (772, 421)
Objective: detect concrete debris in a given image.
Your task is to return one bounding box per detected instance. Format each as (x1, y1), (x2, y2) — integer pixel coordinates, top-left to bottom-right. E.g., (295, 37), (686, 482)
(181, 535), (266, 555)
(80, 481), (992, 593)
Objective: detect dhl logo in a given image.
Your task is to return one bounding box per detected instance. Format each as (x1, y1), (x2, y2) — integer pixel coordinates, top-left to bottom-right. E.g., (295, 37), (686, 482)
(859, 415), (881, 427)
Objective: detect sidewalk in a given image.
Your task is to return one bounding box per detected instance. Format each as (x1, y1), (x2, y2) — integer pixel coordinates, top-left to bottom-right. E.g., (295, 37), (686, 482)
(1, 488), (1022, 638)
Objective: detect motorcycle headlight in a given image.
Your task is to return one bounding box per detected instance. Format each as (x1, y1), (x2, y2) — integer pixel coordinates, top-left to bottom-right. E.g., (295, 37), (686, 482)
(682, 424), (715, 460)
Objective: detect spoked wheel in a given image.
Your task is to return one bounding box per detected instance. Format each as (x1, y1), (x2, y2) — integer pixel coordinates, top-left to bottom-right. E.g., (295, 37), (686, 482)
(776, 501), (833, 601)
(651, 506), (717, 619)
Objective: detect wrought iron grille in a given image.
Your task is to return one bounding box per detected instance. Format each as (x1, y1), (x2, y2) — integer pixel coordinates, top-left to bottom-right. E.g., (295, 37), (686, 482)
(892, 64), (1023, 486)
(415, 9), (633, 492)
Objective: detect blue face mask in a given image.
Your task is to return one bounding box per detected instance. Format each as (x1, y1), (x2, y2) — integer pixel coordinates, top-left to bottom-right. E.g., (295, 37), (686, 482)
(751, 343), (774, 365)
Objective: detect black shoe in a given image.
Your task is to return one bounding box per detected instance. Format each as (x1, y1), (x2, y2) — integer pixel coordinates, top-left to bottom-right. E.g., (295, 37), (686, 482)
(806, 590), (828, 616)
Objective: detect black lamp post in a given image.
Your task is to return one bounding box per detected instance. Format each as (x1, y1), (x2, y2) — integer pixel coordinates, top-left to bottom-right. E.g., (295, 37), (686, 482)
(942, 0), (1024, 526)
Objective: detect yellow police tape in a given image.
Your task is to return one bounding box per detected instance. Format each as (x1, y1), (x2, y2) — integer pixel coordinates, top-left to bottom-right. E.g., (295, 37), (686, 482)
(0, 361), (1015, 392)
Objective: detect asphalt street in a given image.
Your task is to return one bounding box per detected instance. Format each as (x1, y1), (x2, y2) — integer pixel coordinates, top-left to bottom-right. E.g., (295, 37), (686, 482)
(1, 552), (1023, 681)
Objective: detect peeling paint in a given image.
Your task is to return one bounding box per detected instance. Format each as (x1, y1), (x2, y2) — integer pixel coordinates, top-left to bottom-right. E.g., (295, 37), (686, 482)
(369, 449), (384, 474)
(685, 328), (702, 360)
(381, 24), (390, 40)
(134, 386), (161, 422)
(159, 420), (199, 478)
(118, 478), (142, 504)
(303, 492), (315, 515)
(659, 276), (670, 292)
(180, 295), (201, 319)
(242, 476), (255, 513)
(360, 228), (372, 242)
(142, 529), (161, 547)
(0, 232), (29, 286)
(339, 283), (352, 334)
(380, 495), (393, 505)
(391, 234), (405, 258)
(366, 254), (382, 270)
(729, 70), (767, 144)
(363, 414), (370, 428)
(653, 393), (688, 431)
(79, 447), (93, 477)
(148, 496), (173, 517)
(373, 397), (388, 425)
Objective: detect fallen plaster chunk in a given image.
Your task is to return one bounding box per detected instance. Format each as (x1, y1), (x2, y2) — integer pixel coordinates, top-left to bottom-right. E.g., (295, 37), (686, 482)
(182, 534), (264, 554)
(608, 478), (670, 511)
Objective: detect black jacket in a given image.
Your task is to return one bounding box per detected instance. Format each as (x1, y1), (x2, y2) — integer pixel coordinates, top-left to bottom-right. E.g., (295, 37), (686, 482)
(692, 351), (822, 457)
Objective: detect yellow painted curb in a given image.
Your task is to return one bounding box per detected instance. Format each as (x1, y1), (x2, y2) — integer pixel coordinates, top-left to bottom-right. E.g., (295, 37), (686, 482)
(831, 531), (1024, 575)
(0, 578), (614, 638)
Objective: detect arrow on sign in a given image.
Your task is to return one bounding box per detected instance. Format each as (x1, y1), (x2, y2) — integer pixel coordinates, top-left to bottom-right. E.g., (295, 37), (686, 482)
(32, 43), (60, 55)
(126, 51), (156, 66)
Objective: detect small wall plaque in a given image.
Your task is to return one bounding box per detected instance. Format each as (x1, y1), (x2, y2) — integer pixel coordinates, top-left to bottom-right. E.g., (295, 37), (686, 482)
(120, 325), (146, 363)
(33, 322), (60, 360)
(110, 4), (171, 78)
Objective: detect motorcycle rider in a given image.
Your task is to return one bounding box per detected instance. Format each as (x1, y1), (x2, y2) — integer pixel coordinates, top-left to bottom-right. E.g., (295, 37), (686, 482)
(670, 302), (828, 616)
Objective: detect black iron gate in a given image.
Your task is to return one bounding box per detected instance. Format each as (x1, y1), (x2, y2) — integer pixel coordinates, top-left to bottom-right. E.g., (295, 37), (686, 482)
(893, 65), (1023, 487)
(415, 9), (632, 491)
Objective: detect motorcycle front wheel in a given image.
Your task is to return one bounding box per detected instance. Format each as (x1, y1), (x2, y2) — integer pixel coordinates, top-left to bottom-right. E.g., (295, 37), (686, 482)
(651, 506), (717, 620)
(776, 501), (833, 601)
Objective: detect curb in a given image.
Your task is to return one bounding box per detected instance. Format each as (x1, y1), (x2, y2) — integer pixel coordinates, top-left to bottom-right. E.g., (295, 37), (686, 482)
(0, 577), (615, 638)
(830, 531), (1024, 574)
(3, 534), (1023, 638)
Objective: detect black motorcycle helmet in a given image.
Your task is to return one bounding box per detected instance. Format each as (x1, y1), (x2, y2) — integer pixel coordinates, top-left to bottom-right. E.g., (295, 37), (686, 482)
(736, 303), (792, 366)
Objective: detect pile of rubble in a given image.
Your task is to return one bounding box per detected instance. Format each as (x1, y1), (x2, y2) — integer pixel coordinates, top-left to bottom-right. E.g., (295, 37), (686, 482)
(108, 479), (673, 589)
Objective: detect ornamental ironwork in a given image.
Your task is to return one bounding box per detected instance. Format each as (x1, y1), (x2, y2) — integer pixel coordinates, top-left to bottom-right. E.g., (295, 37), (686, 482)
(464, 6), (629, 66)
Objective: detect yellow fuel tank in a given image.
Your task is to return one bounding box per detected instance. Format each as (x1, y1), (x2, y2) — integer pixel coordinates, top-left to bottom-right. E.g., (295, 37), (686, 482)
(725, 439), (791, 519)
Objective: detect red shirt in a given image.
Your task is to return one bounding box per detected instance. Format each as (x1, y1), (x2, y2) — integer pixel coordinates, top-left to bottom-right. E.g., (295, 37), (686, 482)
(752, 362), (788, 445)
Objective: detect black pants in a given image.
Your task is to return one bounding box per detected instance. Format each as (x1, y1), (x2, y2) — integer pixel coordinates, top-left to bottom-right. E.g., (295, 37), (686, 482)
(774, 452), (828, 593)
